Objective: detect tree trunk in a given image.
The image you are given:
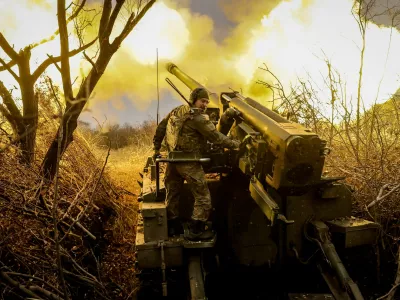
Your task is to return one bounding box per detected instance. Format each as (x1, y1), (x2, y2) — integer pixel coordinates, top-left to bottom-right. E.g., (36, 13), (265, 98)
(41, 48), (115, 180)
(18, 49), (38, 165)
(41, 0), (156, 181)
(0, 49), (38, 165)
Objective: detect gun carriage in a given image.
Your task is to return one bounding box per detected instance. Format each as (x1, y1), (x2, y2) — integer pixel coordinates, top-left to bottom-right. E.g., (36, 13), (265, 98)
(135, 63), (379, 299)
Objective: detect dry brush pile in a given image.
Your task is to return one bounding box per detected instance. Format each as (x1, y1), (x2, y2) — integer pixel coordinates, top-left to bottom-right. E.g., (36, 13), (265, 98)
(0, 92), (141, 299)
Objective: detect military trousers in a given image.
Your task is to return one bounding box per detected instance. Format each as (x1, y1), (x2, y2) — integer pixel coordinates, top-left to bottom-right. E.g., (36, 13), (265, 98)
(164, 162), (211, 222)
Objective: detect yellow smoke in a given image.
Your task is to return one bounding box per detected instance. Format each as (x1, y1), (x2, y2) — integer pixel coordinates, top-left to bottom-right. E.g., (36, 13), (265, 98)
(219, 0), (280, 23)
(1, 0), (400, 119)
(124, 2), (189, 64)
(91, 0), (252, 109)
(96, 0), (400, 114)
(0, 0), (86, 94)
(233, 0), (400, 109)
(0, 0), (57, 48)
(89, 0), (238, 107)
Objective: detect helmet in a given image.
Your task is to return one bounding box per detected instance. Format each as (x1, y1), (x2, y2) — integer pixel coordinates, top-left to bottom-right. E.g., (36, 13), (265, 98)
(189, 88), (209, 105)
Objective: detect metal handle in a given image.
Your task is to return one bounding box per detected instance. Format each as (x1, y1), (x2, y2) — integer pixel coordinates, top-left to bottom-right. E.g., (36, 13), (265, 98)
(277, 214), (295, 224)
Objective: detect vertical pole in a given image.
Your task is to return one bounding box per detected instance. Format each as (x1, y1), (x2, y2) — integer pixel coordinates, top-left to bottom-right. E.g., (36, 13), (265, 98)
(159, 241), (167, 296)
(155, 159), (160, 197)
(156, 48), (160, 125)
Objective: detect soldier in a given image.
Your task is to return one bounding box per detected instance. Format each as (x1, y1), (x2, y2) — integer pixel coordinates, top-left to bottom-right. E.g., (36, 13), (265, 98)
(153, 87), (240, 241)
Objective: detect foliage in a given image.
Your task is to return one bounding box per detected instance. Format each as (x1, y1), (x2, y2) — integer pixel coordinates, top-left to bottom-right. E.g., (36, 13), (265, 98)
(80, 120), (156, 150)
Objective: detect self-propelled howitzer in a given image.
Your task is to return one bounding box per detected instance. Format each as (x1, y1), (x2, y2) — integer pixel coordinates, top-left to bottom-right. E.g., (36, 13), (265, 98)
(135, 63), (380, 299)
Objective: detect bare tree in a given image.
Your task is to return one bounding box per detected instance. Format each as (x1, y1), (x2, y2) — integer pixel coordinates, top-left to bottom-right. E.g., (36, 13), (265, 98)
(352, 0), (380, 159)
(0, 0), (93, 164)
(41, 0), (156, 182)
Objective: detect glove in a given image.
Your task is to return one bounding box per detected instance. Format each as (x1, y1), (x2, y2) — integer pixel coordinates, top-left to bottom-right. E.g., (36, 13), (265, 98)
(152, 150), (161, 161)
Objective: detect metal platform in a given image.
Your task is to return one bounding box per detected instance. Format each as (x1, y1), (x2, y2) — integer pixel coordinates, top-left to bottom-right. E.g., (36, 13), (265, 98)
(135, 215), (216, 269)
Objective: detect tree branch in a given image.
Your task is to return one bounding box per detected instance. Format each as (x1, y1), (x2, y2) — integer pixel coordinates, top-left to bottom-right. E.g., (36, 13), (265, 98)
(4, 272), (65, 298)
(0, 104), (17, 132)
(60, 144), (110, 243)
(367, 183), (400, 208)
(0, 271), (43, 299)
(83, 51), (97, 73)
(0, 81), (22, 122)
(67, 0), (89, 25)
(0, 57), (20, 82)
(99, 0), (112, 41)
(0, 59), (17, 72)
(377, 283), (400, 300)
(0, 33), (20, 61)
(51, 103), (69, 299)
(103, 0), (125, 40)
(32, 37), (97, 81)
(47, 54), (62, 74)
(58, 0), (73, 100)
(29, 0), (88, 49)
(29, 285), (63, 300)
(112, 0), (156, 48)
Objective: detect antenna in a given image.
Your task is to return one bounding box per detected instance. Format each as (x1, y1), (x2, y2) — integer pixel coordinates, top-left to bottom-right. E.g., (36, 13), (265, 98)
(165, 78), (190, 105)
(156, 48), (160, 125)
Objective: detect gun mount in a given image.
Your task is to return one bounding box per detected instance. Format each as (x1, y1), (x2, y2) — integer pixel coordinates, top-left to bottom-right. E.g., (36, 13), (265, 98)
(135, 63), (379, 299)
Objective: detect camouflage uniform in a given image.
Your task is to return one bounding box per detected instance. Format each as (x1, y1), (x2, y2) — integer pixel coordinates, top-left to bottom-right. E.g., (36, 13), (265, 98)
(153, 105), (238, 222)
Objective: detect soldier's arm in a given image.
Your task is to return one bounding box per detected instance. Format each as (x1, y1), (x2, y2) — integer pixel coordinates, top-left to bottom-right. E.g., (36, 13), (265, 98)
(153, 113), (171, 151)
(193, 115), (239, 149)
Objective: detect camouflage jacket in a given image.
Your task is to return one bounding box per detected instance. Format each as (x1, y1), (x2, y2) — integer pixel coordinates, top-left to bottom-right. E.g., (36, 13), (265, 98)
(153, 105), (237, 153)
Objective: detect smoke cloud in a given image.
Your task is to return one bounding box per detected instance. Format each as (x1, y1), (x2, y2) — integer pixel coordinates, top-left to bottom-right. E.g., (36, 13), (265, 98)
(2, 0), (400, 120)
(89, 0), (283, 111)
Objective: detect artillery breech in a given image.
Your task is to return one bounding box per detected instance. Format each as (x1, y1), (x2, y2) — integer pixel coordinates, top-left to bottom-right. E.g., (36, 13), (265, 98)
(221, 94), (291, 141)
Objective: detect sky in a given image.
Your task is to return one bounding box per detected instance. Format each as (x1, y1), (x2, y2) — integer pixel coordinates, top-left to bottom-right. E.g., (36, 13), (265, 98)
(79, 0), (400, 127)
(80, 0), (240, 126)
(2, 0), (400, 128)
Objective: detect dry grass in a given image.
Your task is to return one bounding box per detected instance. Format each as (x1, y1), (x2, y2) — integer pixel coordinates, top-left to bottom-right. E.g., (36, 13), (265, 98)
(83, 126), (155, 299)
(100, 144), (153, 194)
(321, 102), (400, 226)
(320, 114), (400, 297)
(0, 99), (154, 298)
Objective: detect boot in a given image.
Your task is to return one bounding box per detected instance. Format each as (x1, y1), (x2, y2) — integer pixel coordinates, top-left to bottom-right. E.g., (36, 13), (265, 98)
(185, 219), (214, 241)
(167, 218), (182, 236)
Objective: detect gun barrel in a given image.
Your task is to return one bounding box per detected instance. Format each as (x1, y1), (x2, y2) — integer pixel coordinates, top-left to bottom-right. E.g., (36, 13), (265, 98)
(235, 94), (290, 124)
(166, 63), (219, 108)
(167, 62), (316, 144)
(222, 94), (291, 141)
